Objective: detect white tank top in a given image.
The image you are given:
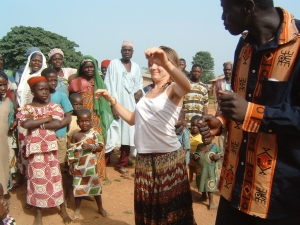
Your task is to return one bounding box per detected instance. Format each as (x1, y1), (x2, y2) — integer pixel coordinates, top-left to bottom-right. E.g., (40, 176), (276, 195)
(134, 86), (182, 153)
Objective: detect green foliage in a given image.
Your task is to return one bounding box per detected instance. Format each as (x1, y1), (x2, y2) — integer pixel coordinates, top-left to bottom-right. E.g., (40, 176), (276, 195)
(0, 26), (82, 72)
(142, 66), (150, 74)
(192, 51), (215, 83)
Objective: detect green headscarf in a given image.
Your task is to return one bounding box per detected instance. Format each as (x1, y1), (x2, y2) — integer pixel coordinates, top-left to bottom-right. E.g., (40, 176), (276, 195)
(76, 55), (113, 142)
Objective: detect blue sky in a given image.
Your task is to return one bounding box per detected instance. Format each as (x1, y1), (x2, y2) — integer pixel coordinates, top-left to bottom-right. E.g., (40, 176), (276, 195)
(1, 1), (299, 76)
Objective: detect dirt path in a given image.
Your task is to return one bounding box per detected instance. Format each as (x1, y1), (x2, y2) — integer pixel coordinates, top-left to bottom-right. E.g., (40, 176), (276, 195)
(9, 104), (219, 225)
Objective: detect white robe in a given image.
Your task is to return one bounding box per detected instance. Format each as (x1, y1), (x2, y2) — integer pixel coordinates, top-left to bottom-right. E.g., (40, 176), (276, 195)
(104, 59), (143, 154)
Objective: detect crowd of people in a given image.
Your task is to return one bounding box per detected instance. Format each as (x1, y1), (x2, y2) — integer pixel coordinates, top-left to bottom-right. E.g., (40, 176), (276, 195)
(0, 0), (300, 225)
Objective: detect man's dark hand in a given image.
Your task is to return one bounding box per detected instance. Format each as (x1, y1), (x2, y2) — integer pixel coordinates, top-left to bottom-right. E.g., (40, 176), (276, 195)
(197, 115), (222, 139)
(219, 91), (248, 122)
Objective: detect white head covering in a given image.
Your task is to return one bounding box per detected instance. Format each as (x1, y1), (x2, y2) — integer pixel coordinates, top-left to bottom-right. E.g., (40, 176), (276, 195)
(17, 51), (47, 107)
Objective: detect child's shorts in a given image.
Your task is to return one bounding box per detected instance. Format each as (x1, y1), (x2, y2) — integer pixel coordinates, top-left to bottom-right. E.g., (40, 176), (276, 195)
(57, 137), (67, 164)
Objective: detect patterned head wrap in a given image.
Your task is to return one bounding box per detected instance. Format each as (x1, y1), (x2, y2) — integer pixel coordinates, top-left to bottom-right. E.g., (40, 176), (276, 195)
(122, 40), (134, 48)
(48, 48), (64, 59)
(27, 76), (47, 88)
(76, 55), (113, 142)
(81, 59), (93, 66)
(101, 60), (110, 67)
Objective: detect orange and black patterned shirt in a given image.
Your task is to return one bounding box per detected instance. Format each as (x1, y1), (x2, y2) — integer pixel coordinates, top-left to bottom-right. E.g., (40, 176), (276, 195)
(218, 8), (300, 219)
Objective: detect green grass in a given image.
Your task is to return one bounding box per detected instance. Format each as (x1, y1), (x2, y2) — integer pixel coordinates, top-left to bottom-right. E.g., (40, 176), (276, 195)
(102, 178), (112, 185)
(127, 157), (136, 167)
(114, 178), (121, 183)
(123, 210), (133, 214)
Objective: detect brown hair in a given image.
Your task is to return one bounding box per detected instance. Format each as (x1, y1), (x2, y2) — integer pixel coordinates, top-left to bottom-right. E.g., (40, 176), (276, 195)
(159, 46), (180, 69)
(159, 46), (180, 89)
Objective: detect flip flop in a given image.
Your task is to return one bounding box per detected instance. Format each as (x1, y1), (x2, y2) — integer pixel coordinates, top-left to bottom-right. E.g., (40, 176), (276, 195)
(10, 183), (23, 191)
(24, 203), (32, 209)
(197, 196), (208, 202)
(208, 204), (216, 210)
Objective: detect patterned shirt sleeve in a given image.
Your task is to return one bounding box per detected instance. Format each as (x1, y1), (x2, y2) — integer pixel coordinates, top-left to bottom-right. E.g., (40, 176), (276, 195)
(242, 102), (265, 133)
(16, 105), (32, 126)
(52, 104), (65, 121)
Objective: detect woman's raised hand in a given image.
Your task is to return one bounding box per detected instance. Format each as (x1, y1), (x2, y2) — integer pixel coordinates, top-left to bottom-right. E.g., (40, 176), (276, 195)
(95, 89), (113, 103)
(145, 47), (169, 68)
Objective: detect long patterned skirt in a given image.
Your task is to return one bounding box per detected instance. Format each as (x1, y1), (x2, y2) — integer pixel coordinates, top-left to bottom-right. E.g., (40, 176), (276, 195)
(134, 148), (195, 225)
(27, 151), (64, 208)
(81, 92), (106, 178)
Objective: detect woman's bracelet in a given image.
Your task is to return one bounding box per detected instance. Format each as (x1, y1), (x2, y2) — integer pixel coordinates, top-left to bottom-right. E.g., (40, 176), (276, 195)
(110, 97), (117, 108)
(40, 123), (45, 129)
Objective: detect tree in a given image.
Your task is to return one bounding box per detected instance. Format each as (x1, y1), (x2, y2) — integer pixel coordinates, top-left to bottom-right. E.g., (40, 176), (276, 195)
(142, 67), (150, 74)
(191, 51), (215, 83)
(0, 26), (82, 71)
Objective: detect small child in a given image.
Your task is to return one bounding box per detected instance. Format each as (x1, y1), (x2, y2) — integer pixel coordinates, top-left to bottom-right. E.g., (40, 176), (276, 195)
(175, 110), (190, 165)
(65, 93), (83, 206)
(193, 136), (222, 210)
(41, 68), (73, 167)
(189, 115), (203, 183)
(68, 109), (107, 219)
(17, 76), (71, 224)
(67, 93), (83, 147)
(0, 71), (17, 198)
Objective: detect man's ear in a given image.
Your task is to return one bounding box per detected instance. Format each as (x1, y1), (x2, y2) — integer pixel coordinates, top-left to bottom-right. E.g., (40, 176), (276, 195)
(244, 0), (255, 15)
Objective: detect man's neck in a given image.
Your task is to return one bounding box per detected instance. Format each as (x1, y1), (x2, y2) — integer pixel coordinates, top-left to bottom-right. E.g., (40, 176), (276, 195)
(191, 78), (200, 83)
(248, 8), (281, 46)
(225, 77), (231, 83)
(121, 58), (131, 64)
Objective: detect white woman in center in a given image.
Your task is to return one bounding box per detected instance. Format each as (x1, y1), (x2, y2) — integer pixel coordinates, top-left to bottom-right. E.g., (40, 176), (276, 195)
(95, 46), (196, 225)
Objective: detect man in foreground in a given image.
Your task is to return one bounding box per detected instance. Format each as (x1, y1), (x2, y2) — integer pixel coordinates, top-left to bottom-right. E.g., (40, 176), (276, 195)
(199, 0), (300, 224)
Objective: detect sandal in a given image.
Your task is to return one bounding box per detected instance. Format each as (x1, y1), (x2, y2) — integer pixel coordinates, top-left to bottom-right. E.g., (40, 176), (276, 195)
(10, 183), (23, 191)
(197, 196), (208, 202)
(116, 167), (128, 175)
(208, 204), (216, 210)
(24, 203), (32, 209)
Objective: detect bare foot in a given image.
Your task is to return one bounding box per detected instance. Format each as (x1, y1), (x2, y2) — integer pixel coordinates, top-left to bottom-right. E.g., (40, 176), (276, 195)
(64, 197), (70, 208)
(33, 207), (43, 225)
(33, 218), (43, 225)
(99, 208), (108, 217)
(72, 209), (80, 220)
(60, 211), (72, 224)
(60, 203), (72, 224)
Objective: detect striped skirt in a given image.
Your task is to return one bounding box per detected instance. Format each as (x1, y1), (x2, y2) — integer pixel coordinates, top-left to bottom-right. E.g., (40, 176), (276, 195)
(134, 148), (195, 225)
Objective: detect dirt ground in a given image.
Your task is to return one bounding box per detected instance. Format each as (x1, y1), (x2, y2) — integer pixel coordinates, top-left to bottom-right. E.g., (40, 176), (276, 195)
(8, 104), (220, 225)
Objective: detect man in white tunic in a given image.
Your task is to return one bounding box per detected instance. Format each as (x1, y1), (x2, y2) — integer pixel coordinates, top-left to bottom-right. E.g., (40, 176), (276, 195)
(104, 40), (143, 174)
